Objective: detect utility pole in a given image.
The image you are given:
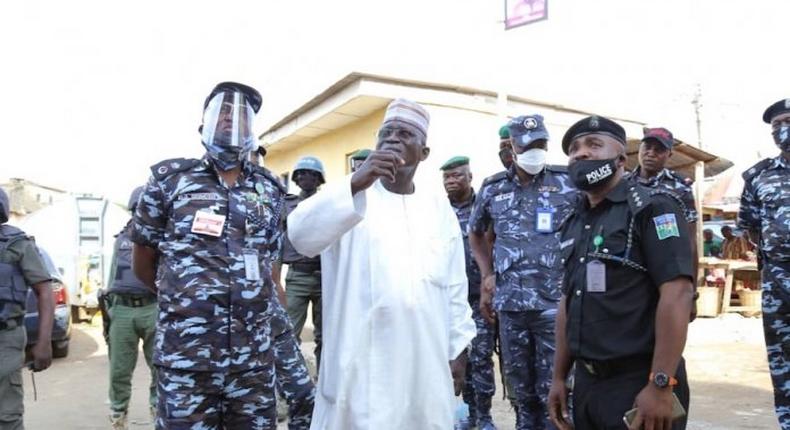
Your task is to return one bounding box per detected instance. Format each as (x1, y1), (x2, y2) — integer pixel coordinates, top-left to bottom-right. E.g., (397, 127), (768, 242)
(691, 83), (703, 149)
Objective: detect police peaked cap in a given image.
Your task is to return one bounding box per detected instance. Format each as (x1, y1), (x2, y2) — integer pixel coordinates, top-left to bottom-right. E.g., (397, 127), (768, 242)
(204, 81), (262, 114)
(762, 98), (790, 124)
(561, 115), (626, 155)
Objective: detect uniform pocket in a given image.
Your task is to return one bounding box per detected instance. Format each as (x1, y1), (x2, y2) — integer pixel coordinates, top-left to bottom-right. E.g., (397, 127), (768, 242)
(0, 370), (24, 421)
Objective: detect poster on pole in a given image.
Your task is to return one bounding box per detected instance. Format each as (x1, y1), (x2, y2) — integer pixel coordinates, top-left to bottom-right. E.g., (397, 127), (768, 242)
(505, 0), (548, 29)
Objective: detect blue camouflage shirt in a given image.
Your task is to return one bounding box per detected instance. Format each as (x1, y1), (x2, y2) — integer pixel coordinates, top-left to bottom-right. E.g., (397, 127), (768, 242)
(738, 155), (790, 262)
(468, 166), (577, 312)
(626, 167), (698, 223)
(450, 191), (481, 300)
(131, 156), (286, 372)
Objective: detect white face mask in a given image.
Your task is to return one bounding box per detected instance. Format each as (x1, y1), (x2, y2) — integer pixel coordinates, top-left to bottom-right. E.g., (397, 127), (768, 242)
(515, 148), (547, 175)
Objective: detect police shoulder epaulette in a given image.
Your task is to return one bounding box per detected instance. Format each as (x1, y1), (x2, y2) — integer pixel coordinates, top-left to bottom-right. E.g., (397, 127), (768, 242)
(625, 184), (653, 215)
(149, 158), (200, 181)
(545, 164), (568, 173)
(649, 188), (688, 215)
(252, 165), (288, 194)
(741, 158), (773, 182)
(482, 170), (508, 186)
(668, 170), (694, 186)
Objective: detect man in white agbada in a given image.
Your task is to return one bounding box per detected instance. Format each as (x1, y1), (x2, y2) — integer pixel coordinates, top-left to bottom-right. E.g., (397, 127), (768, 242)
(288, 98), (476, 430)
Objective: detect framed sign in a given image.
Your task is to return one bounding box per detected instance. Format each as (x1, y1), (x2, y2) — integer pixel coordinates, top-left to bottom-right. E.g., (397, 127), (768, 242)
(505, 0), (548, 29)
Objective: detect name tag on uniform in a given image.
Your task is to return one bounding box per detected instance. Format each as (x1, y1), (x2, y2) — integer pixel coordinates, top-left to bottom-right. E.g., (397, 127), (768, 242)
(586, 260), (606, 293)
(243, 249), (261, 281)
(494, 192), (514, 202)
(191, 211), (225, 237)
(536, 208), (553, 233)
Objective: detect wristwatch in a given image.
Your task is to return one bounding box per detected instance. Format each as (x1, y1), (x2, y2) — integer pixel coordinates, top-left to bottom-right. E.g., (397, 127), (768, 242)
(649, 371), (678, 389)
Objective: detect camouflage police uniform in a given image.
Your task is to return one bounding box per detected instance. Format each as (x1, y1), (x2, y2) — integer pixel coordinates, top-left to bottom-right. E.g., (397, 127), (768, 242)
(106, 219), (158, 424)
(269, 292), (315, 429)
(0, 223), (52, 429)
(469, 165), (577, 429)
(450, 189), (497, 427)
(282, 193), (322, 367)
(131, 156), (285, 430)
(738, 155), (790, 429)
(626, 167), (698, 224)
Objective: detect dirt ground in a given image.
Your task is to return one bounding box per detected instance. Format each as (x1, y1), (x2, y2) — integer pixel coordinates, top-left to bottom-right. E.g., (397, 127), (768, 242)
(22, 313), (779, 429)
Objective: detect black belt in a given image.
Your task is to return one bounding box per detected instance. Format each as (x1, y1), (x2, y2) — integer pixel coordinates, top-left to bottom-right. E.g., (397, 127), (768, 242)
(289, 262), (321, 273)
(577, 355), (652, 379)
(112, 294), (157, 308)
(0, 317), (23, 331)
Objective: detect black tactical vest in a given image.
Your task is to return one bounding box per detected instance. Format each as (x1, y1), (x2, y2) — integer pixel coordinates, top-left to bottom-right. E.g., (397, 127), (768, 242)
(0, 225), (29, 321)
(108, 225), (153, 296)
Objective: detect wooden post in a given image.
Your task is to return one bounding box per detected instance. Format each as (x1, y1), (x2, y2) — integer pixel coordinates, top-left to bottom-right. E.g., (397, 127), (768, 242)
(694, 161), (705, 285)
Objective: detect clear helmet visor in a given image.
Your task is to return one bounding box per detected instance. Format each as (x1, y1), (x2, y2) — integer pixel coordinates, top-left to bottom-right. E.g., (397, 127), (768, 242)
(201, 91), (256, 150)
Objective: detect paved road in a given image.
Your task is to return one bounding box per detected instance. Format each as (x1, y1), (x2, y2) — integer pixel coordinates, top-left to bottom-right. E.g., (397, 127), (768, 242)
(21, 314), (778, 429)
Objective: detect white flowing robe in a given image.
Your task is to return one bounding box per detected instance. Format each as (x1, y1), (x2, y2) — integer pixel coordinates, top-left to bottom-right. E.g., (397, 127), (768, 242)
(288, 177), (476, 430)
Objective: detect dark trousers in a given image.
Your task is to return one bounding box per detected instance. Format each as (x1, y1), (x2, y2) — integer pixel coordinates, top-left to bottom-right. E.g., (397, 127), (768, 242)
(155, 361), (276, 430)
(761, 261), (790, 430)
(499, 309), (556, 430)
(285, 268), (322, 369)
(462, 299), (497, 422)
(572, 358), (689, 430)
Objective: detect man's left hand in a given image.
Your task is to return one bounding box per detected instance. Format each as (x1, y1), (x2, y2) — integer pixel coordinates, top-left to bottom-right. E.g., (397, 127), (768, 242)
(449, 351), (468, 396)
(629, 384), (674, 430)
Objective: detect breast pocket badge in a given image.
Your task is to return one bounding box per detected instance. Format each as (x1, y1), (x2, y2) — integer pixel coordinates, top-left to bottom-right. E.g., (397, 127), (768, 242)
(191, 210), (226, 237)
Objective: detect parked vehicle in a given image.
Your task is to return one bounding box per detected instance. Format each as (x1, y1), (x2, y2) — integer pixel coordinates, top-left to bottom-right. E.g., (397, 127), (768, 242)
(24, 246), (72, 358)
(17, 194), (128, 322)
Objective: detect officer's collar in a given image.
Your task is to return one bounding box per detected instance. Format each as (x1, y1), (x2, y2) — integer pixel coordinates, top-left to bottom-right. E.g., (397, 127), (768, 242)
(507, 165), (546, 185)
(201, 155), (255, 176)
(771, 154), (789, 169)
(631, 165), (670, 183)
(604, 178), (629, 203)
(450, 189), (475, 209)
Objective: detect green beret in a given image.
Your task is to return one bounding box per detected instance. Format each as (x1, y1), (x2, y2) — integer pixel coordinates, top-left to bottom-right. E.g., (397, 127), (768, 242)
(498, 125), (510, 139)
(350, 149), (372, 160)
(440, 156), (470, 171)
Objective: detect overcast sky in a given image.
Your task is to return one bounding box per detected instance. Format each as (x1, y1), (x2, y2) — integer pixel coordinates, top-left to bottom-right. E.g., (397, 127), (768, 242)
(2, 0), (787, 203)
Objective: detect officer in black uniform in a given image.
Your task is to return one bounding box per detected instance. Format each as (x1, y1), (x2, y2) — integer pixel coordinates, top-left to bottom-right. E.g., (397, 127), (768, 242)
(547, 116), (694, 430)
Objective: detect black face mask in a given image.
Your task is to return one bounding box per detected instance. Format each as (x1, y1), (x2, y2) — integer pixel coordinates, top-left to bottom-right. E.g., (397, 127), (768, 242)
(772, 126), (790, 152)
(568, 157), (619, 191)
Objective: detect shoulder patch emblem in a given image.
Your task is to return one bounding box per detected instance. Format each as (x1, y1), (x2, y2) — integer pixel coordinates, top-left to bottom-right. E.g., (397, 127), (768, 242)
(653, 213), (680, 240)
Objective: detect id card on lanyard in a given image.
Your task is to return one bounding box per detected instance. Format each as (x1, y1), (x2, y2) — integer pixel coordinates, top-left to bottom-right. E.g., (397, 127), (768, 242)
(536, 207), (554, 233)
(243, 249), (261, 281)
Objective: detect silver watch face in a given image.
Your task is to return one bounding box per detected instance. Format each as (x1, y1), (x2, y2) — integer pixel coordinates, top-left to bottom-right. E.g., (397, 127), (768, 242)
(654, 372), (669, 387)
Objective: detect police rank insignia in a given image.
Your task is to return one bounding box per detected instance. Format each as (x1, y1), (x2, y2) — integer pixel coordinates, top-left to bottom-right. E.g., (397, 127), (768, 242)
(653, 213), (680, 240)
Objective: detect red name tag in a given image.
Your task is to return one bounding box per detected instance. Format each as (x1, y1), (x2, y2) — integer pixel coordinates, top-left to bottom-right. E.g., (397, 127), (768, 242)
(191, 211), (226, 237)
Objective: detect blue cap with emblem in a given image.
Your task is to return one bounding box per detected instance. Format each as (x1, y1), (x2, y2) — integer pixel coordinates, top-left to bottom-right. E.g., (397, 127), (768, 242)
(508, 114), (549, 148)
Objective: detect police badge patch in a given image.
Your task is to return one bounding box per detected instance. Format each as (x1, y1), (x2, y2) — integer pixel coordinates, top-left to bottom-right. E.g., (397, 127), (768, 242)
(653, 213), (680, 240)
(523, 117), (538, 129)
